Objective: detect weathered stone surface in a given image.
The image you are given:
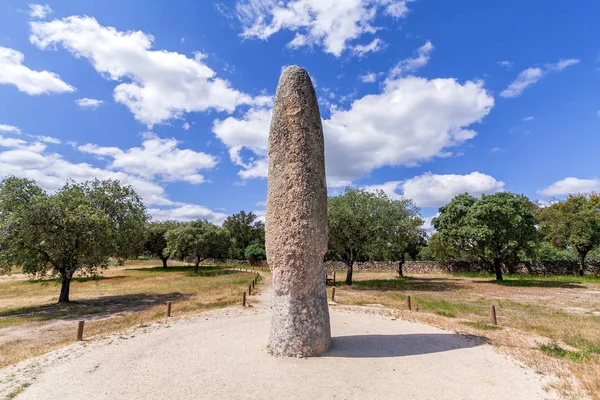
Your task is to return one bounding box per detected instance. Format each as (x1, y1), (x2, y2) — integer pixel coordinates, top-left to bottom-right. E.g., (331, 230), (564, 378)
(266, 66), (331, 357)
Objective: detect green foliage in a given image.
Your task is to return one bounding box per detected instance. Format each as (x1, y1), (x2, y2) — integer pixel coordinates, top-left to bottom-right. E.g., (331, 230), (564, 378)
(165, 220), (231, 271)
(222, 211), (264, 259)
(538, 193), (600, 275)
(0, 176), (148, 302)
(144, 220), (180, 267)
(532, 241), (575, 261)
(327, 188), (424, 284)
(432, 192), (538, 280)
(462, 321), (502, 331)
(244, 243), (266, 262)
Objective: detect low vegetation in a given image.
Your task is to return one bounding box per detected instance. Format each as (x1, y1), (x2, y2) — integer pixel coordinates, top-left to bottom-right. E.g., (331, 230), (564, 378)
(326, 270), (600, 399)
(0, 260), (263, 368)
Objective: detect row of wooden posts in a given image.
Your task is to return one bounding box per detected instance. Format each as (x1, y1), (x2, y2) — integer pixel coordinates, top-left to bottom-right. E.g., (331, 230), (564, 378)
(76, 267), (261, 341)
(76, 269), (499, 341)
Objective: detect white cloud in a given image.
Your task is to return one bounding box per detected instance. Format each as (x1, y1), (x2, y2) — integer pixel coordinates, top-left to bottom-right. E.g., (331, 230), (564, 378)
(390, 40), (434, 77)
(489, 147), (504, 154)
(75, 98), (104, 109)
(365, 172), (505, 208)
(148, 204), (228, 225)
(33, 135), (61, 144)
(500, 59), (579, 98)
(538, 177), (600, 196)
(213, 75), (494, 186)
(523, 116), (535, 121)
(182, 122), (191, 131)
(352, 38), (385, 57)
(0, 124), (21, 134)
(422, 213), (438, 232)
(0, 135), (29, 149)
(359, 72), (377, 83)
(0, 138), (172, 206)
(78, 134), (217, 184)
(497, 60), (513, 69)
(28, 4), (53, 19)
(0, 46), (75, 95)
(235, 0), (411, 57)
(30, 16), (269, 126)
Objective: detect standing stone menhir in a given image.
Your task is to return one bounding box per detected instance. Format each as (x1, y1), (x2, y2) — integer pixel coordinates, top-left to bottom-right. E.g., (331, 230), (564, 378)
(266, 66), (331, 357)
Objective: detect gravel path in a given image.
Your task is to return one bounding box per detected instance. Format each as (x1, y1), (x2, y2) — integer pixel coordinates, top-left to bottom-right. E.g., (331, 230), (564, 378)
(1, 286), (559, 400)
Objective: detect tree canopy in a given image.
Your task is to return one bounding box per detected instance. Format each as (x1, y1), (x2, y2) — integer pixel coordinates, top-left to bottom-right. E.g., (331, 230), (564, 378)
(0, 177), (148, 302)
(165, 220), (231, 272)
(145, 221), (180, 268)
(327, 188), (424, 284)
(222, 211), (264, 259)
(432, 192), (538, 280)
(538, 193), (600, 275)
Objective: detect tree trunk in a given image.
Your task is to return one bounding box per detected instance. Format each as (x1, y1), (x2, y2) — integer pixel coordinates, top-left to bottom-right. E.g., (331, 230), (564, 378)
(493, 257), (503, 281)
(161, 256), (168, 269)
(398, 253), (405, 277)
(577, 249), (589, 277)
(58, 269), (72, 303)
(345, 261), (354, 285)
(194, 258), (200, 273)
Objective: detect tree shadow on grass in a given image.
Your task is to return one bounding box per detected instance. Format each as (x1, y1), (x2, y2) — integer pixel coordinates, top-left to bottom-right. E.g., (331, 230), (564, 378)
(24, 276), (127, 285)
(348, 277), (465, 293)
(126, 265), (242, 277)
(325, 333), (486, 358)
(0, 292), (192, 324)
(477, 280), (586, 289)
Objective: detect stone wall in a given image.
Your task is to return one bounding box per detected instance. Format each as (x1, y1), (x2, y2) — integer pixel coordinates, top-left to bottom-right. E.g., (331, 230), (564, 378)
(202, 258), (600, 275)
(322, 260), (600, 275)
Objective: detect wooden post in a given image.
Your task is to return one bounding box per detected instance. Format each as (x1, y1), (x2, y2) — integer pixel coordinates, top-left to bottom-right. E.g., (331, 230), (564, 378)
(248, 284), (252, 296)
(76, 321), (85, 341)
(252, 278), (255, 289)
(167, 301), (172, 318)
(490, 305), (498, 325)
(407, 295), (412, 311)
(333, 271), (336, 284)
(331, 287), (336, 302)
(242, 292), (246, 307)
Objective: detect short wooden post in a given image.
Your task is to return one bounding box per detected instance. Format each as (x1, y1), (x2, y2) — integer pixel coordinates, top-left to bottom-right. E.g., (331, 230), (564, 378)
(76, 321), (85, 341)
(407, 295), (412, 311)
(333, 271), (336, 284)
(242, 292), (246, 307)
(331, 287), (336, 302)
(490, 305), (498, 325)
(252, 279), (255, 289)
(248, 284), (252, 296)
(167, 301), (172, 318)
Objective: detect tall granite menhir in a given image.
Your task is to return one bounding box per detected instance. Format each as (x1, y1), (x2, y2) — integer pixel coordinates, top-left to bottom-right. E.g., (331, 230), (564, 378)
(266, 66), (331, 357)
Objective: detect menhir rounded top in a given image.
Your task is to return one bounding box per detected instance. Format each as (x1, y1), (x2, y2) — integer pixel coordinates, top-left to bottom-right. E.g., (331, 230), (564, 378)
(278, 65), (314, 90)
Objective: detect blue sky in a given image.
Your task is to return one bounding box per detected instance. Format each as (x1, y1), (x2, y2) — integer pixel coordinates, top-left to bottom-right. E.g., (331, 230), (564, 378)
(1, 0), (599, 227)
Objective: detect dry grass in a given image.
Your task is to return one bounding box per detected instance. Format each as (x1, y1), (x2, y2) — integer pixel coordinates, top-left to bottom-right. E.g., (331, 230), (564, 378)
(0, 261), (265, 368)
(327, 270), (600, 399)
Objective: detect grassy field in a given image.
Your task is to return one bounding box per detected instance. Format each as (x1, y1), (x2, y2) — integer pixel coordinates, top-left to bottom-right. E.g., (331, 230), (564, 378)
(0, 260), (265, 368)
(326, 270), (600, 399)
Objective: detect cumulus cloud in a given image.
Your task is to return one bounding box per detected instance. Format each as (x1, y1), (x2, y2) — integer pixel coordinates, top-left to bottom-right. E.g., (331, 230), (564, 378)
(213, 75), (494, 186)
(28, 4), (53, 19)
(359, 72), (377, 83)
(0, 124), (21, 134)
(75, 98), (104, 109)
(148, 204), (228, 225)
(497, 60), (513, 69)
(352, 38), (385, 57)
(30, 16), (269, 125)
(365, 172), (505, 208)
(500, 58), (579, 98)
(235, 0), (411, 56)
(78, 134), (217, 184)
(538, 177), (600, 196)
(390, 41), (434, 77)
(0, 46), (75, 95)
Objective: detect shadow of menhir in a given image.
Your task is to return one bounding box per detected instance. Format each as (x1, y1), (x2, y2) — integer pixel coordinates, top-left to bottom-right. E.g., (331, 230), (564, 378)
(326, 333), (485, 358)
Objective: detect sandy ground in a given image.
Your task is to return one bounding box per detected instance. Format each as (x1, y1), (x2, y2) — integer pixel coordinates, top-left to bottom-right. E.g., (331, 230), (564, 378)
(0, 286), (560, 400)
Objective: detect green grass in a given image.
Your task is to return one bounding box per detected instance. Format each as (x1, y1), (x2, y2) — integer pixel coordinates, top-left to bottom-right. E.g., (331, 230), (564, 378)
(413, 296), (480, 315)
(453, 272), (600, 284)
(461, 321), (502, 331)
(435, 310), (456, 318)
(539, 342), (588, 363)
